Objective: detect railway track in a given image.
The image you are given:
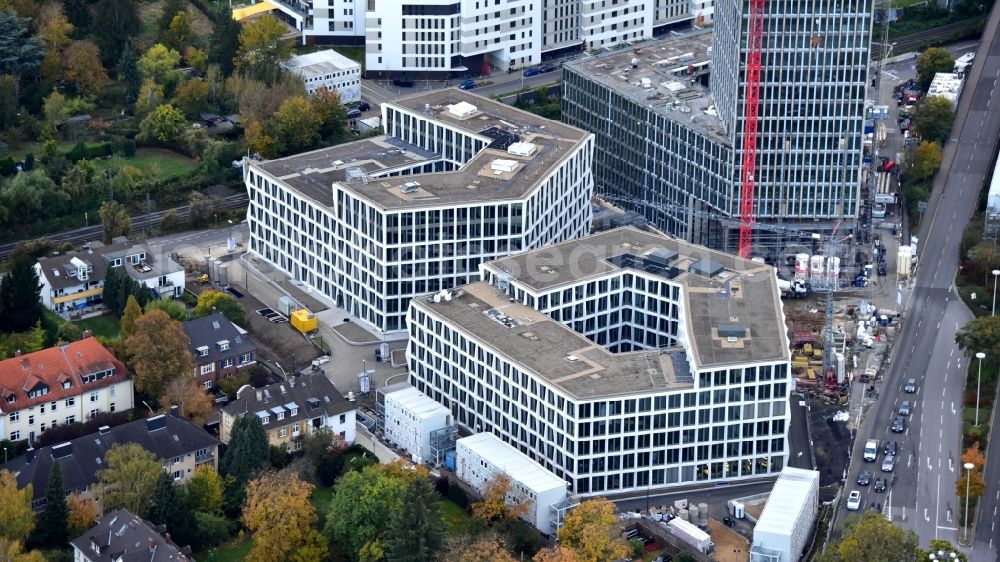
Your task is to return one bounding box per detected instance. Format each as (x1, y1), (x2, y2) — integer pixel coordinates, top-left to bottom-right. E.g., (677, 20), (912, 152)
(0, 192), (249, 261)
(874, 20), (981, 58)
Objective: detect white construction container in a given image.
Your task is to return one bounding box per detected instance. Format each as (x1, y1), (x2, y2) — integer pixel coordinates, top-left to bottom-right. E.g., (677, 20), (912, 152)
(827, 256), (840, 284)
(809, 255), (825, 284)
(751, 467), (820, 562)
(667, 517), (714, 554)
(382, 385), (452, 464)
(897, 245), (913, 279)
(794, 253), (809, 281)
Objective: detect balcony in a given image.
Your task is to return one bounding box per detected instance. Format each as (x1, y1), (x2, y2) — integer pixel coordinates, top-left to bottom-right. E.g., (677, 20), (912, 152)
(52, 287), (103, 304)
(195, 451), (216, 464)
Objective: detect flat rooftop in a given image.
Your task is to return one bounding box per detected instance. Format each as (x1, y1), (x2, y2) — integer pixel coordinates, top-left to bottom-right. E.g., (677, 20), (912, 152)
(252, 89), (591, 210)
(563, 30), (728, 142)
(447, 228), (787, 381)
(458, 433), (567, 493)
(282, 49), (360, 77)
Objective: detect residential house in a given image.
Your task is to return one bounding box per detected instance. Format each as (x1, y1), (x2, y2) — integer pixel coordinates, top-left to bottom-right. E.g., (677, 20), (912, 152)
(0, 337), (134, 445)
(71, 509), (193, 561)
(1, 410), (220, 509)
(181, 313), (257, 388)
(220, 372), (355, 452)
(35, 239), (185, 316)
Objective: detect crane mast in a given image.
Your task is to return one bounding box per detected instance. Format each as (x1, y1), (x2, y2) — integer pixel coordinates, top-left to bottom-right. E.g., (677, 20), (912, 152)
(738, 0), (766, 259)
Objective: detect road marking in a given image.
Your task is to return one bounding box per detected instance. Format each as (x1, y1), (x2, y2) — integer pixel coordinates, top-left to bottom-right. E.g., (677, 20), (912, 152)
(947, 510), (952, 523)
(928, 457), (933, 470)
(940, 442), (943, 453)
(937, 321), (942, 329)
(952, 402), (956, 415)
(942, 388), (946, 397)
(936, 474), (941, 539)
(908, 454), (913, 467)
(947, 360), (951, 369)
(941, 414), (944, 425)
(937, 526), (959, 531)
(925, 508), (931, 522)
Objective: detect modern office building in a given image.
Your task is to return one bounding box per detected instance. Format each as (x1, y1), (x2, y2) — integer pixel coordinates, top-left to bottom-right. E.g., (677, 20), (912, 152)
(282, 49), (362, 101)
(563, 0), (872, 253)
(244, 89), (594, 334)
(407, 227), (792, 496)
(456, 432), (568, 533)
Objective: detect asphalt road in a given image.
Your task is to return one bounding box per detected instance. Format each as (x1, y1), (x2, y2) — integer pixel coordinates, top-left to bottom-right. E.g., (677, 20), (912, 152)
(837, 7), (1000, 558)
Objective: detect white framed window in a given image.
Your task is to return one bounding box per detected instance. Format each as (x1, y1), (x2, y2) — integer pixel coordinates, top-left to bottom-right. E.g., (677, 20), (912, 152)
(200, 364), (215, 375)
(8, 411), (18, 422)
(202, 381), (213, 389)
(65, 415), (75, 424)
(50, 401), (57, 411)
(89, 409), (99, 419)
(239, 353), (253, 364)
(65, 397), (75, 407)
(62, 381), (71, 389)
(279, 427), (287, 438)
(9, 431), (19, 441)
(90, 392), (99, 402)
(222, 358), (235, 368)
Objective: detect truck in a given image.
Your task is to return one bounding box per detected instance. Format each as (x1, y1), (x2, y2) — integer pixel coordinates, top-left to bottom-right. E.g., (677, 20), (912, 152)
(777, 278), (808, 298)
(666, 517), (714, 555)
(874, 171), (896, 204)
(863, 439), (879, 462)
(955, 52), (975, 75)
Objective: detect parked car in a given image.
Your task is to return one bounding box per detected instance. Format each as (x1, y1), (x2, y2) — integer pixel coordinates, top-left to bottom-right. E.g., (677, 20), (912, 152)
(874, 478), (887, 493)
(458, 79), (477, 90)
(346, 108), (362, 118)
(522, 67), (540, 77)
(898, 401), (911, 416)
(857, 470), (871, 486)
(891, 417), (906, 433)
(538, 64), (557, 73)
(882, 454), (896, 472)
(847, 491), (862, 510)
(358, 101), (371, 112)
(904, 378), (917, 393)
(393, 76), (415, 87)
(884, 441), (897, 456)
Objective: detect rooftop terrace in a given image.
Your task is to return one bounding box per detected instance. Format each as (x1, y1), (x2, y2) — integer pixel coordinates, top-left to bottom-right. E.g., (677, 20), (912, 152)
(563, 30), (729, 142)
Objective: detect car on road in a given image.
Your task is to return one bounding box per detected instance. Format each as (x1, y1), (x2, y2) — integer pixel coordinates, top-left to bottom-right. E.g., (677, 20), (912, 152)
(538, 64), (557, 74)
(891, 417), (906, 433)
(898, 401), (911, 416)
(874, 478), (887, 493)
(346, 108), (362, 118)
(857, 470), (871, 486)
(884, 441), (897, 456)
(458, 79), (477, 90)
(904, 379), (917, 393)
(522, 67), (540, 77)
(882, 454), (896, 472)
(847, 491), (862, 510)
(357, 101), (371, 112)
(863, 439), (879, 462)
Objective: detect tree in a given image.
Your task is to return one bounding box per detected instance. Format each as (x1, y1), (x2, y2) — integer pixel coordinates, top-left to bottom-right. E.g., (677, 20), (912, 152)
(138, 104), (187, 144)
(160, 376), (213, 425)
(136, 78), (164, 120)
(185, 465), (224, 515)
(243, 471), (328, 562)
(193, 289), (245, 326)
(138, 43), (181, 81)
(827, 512), (919, 562)
(911, 140), (943, 183)
(118, 48), (141, 105)
(124, 309), (192, 399)
(66, 493), (98, 537)
(0, 11), (43, 77)
(42, 89), (68, 133)
(442, 534), (517, 562)
(0, 251), (42, 332)
(533, 547), (578, 562)
(0, 469), (34, 541)
(184, 46), (207, 72)
(148, 471), (182, 528)
(99, 200), (130, 244)
(0, 538), (46, 562)
(120, 295), (142, 340)
(312, 86), (348, 140)
(144, 299), (188, 320)
(164, 11), (192, 51)
(92, 0), (139, 65)
(37, 2), (73, 87)
(913, 96), (956, 145)
(385, 477), (444, 562)
(557, 499), (628, 562)
(192, 511), (231, 550)
(956, 316), (1000, 361)
(62, 0), (91, 35)
(2, 169), (52, 218)
(472, 473), (531, 525)
(235, 15), (292, 84)
(208, 9), (240, 76)
(325, 462), (427, 561)
(270, 96), (321, 155)
(221, 415), (269, 483)
(63, 40), (110, 99)
(916, 47), (956, 91)
(0, 75), (18, 131)
(245, 119), (279, 159)
(175, 78), (209, 118)
(31, 462), (68, 549)
(98, 443), (162, 517)
(956, 466), (986, 499)
(923, 541), (967, 562)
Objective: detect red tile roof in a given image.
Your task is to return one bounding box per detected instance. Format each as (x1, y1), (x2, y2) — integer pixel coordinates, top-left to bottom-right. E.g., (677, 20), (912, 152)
(0, 337), (130, 413)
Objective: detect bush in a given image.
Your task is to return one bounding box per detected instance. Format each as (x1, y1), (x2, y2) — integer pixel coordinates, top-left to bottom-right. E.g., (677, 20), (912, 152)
(0, 155), (15, 176)
(217, 371), (251, 399)
(447, 484), (468, 508)
(433, 476), (450, 496)
(193, 511), (233, 550)
(316, 450), (345, 487)
(268, 444), (289, 469)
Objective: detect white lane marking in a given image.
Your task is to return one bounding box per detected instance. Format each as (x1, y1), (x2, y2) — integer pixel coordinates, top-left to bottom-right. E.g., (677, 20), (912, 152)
(951, 348), (955, 357)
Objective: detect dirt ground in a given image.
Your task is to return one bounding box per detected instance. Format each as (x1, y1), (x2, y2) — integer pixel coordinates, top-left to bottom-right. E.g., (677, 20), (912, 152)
(743, 500), (766, 521)
(709, 519), (749, 562)
(807, 400), (852, 489)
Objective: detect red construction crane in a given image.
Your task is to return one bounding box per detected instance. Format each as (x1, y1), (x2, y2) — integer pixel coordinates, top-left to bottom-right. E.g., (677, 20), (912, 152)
(738, 0), (766, 259)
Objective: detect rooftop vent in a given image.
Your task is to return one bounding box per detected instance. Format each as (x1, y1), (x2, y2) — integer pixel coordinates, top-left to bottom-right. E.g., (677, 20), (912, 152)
(718, 323), (746, 339)
(646, 248), (679, 267)
(447, 101), (477, 117)
(690, 258), (724, 277)
(401, 181), (421, 194)
(507, 142), (536, 157)
(565, 355), (579, 362)
(490, 159), (518, 173)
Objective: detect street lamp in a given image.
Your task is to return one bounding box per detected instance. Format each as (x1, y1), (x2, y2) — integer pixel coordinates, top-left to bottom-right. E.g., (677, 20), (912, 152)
(976, 352), (986, 426)
(992, 269), (1000, 316)
(964, 461), (975, 543)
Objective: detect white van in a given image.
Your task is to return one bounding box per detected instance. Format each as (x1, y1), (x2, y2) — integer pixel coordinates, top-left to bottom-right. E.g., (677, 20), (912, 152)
(864, 439), (879, 462)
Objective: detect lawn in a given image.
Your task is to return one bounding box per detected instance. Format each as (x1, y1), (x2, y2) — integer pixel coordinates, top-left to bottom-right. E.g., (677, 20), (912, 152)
(75, 314), (122, 340)
(440, 498), (478, 535)
(196, 536), (253, 562)
(310, 483), (334, 513)
(92, 148), (198, 180)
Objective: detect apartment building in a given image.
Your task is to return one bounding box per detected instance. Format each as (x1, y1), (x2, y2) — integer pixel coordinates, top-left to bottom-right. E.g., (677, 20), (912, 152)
(35, 239), (185, 315)
(0, 337), (134, 445)
(282, 49), (362, 101)
(456, 432), (568, 533)
(219, 373), (356, 451)
(181, 313), (257, 388)
(73, 509), (193, 562)
(407, 227), (792, 497)
(2, 412), (220, 508)
(563, 0), (872, 253)
(244, 89), (593, 334)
